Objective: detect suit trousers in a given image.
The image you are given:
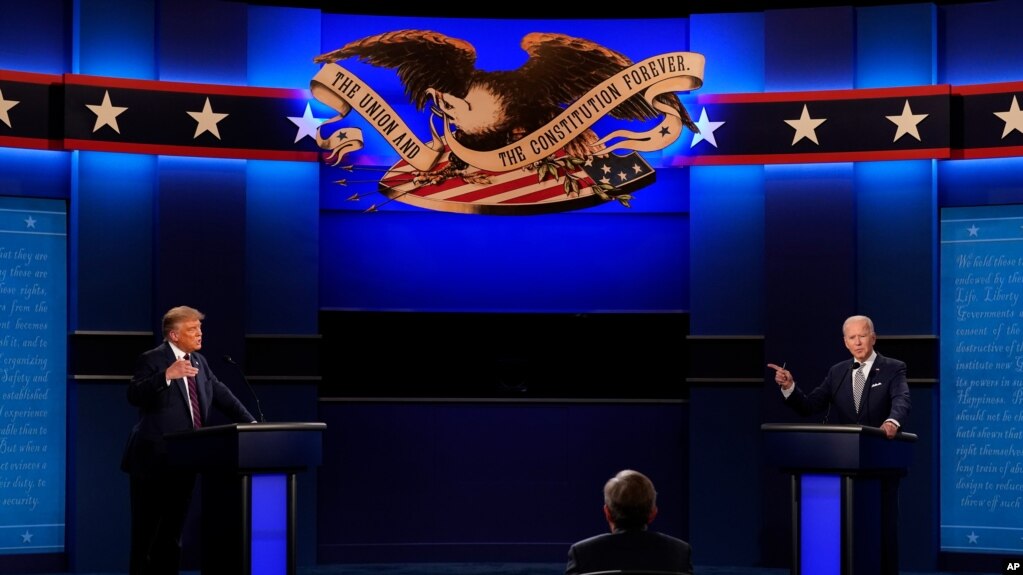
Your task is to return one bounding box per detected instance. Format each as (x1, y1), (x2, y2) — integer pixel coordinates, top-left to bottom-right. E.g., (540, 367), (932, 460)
(129, 470), (196, 575)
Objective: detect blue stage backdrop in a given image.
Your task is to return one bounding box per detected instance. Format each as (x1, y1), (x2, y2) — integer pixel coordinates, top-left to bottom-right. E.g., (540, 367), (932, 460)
(0, 196), (67, 555)
(940, 204), (1023, 555)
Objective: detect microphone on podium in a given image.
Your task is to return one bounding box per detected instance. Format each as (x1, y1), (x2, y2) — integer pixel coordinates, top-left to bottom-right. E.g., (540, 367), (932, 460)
(223, 355), (266, 423)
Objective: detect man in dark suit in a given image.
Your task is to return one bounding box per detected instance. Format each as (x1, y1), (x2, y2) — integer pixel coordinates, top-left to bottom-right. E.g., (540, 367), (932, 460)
(566, 469), (693, 575)
(121, 305), (255, 575)
(768, 315), (911, 437)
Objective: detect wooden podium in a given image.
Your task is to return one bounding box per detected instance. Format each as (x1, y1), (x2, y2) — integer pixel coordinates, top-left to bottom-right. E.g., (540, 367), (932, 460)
(165, 422), (326, 575)
(761, 423), (916, 575)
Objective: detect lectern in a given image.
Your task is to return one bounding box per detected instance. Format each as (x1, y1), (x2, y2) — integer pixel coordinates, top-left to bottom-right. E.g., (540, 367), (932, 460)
(165, 422), (326, 575)
(761, 423), (916, 575)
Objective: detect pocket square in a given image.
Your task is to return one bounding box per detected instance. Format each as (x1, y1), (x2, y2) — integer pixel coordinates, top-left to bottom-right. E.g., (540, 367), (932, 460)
(871, 381), (884, 388)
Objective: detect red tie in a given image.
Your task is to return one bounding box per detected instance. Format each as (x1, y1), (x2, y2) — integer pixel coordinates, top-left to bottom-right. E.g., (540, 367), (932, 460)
(183, 353), (202, 429)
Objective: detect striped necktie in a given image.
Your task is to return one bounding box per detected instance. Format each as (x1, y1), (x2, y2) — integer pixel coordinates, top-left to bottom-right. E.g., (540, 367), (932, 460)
(183, 353), (202, 428)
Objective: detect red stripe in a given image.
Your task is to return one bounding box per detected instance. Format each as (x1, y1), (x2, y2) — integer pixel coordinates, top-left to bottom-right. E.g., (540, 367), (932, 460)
(680, 148), (951, 165)
(445, 170), (589, 203)
(64, 139), (319, 161)
(0, 70), (62, 84)
(698, 85), (950, 104)
(952, 145), (1023, 160)
(0, 135), (64, 151)
(501, 176), (598, 204)
(952, 81), (1023, 96)
(64, 74), (308, 99)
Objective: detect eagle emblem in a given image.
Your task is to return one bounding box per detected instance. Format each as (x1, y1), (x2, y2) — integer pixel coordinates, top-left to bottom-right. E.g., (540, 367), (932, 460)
(311, 30), (704, 214)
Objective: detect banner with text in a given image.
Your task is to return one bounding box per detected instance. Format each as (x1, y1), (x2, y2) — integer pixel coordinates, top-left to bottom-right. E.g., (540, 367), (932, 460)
(0, 196), (66, 555)
(940, 205), (1023, 555)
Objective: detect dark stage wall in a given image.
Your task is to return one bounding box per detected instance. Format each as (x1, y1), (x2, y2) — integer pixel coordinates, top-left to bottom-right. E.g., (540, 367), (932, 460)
(2, 0), (1023, 573)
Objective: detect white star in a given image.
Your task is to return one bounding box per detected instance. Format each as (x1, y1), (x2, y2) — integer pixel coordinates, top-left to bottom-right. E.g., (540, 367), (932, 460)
(995, 95), (1023, 139)
(967, 531), (979, 544)
(0, 88), (20, 128)
(287, 103), (326, 143)
(784, 104), (827, 146)
(600, 164), (611, 174)
(24, 216), (36, 229)
(187, 97), (229, 140)
(599, 176), (611, 185)
(691, 107), (725, 148)
(631, 163), (643, 174)
(617, 171), (629, 182)
(886, 100), (928, 142)
(967, 225), (980, 237)
(583, 156), (593, 167)
(20, 530), (32, 543)
(86, 90), (128, 134)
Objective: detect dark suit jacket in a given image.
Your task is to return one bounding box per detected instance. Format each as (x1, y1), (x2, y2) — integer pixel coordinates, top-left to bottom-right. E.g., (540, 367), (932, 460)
(785, 352), (911, 428)
(566, 528), (694, 575)
(121, 341), (254, 475)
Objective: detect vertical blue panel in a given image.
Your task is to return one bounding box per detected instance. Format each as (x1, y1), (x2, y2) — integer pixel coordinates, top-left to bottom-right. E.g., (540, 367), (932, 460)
(0, 149), (70, 199)
(690, 12), (765, 94)
(158, 0), (247, 85)
(319, 211), (688, 312)
(689, 165), (764, 334)
(75, 0), (156, 78)
(74, 152), (154, 331)
(246, 161), (318, 334)
(156, 156), (247, 363)
(0, 0), (67, 73)
(801, 474), (841, 575)
(251, 474), (287, 575)
(0, 196), (67, 555)
(764, 7), (854, 91)
(941, 0), (1023, 85)
(689, 387), (762, 565)
(855, 160), (936, 334)
(856, 4), (936, 88)
(939, 157), (1023, 207)
(763, 163), (856, 373)
(247, 5), (321, 88)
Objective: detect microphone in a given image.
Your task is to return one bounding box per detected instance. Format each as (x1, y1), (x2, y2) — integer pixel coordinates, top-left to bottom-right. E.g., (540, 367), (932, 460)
(824, 361), (859, 424)
(223, 355), (266, 423)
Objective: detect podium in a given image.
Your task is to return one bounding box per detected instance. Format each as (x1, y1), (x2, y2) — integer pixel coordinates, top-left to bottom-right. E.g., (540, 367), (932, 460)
(165, 422), (326, 575)
(761, 423), (916, 575)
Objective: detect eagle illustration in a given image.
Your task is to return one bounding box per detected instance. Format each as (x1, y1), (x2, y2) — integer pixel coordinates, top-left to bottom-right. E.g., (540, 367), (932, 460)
(314, 30), (699, 161)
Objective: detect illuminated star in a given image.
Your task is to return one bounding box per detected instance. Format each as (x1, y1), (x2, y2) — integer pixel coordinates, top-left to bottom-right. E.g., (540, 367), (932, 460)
(995, 95), (1023, 139)
(887, 100), (928, 142)
(967, 531), (979, 544)
(967, 225), (980, 237)
(691, 107), (725, 148)
(617, 171), (628, 182)
(187, 97), (229, 140)
(24, 216), (36, 229)
(600, 164), (611, 174)
(86, 90), (128, 134)
(287, 103), (326, 143)
(20, 530), (32, 543)
(785, 104), (827, 146)
(0, 88), (20, 128)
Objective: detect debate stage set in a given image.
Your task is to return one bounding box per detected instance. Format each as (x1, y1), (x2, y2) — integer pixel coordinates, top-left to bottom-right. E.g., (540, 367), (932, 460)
(2, 0), (1023, 574)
